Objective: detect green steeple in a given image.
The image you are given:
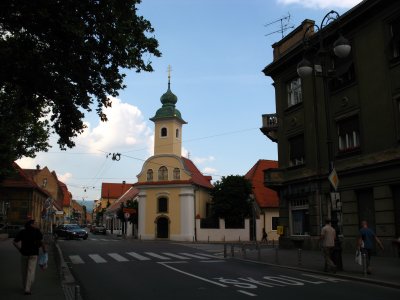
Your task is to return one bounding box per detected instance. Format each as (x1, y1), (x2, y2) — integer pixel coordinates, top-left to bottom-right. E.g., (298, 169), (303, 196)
(150, 68), (187, 124)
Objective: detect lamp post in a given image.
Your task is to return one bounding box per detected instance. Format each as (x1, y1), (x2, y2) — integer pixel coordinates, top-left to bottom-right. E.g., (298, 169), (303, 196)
(297, 10), (351, 271)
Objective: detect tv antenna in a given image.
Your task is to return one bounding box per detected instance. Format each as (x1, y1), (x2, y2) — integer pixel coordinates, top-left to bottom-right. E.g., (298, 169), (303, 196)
(265, 13), (294, 39)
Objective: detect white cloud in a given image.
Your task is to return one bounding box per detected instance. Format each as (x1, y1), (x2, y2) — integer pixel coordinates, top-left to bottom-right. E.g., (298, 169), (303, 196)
(58, 172), (73, 183)
(192, 156), (215, 165)
(77, 96), (153, 155)
(277, 0), (362, 9)
(202, 167), (218, 175)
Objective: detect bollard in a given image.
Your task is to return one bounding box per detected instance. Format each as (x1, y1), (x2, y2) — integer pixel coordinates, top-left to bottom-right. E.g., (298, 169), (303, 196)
(208, 236), (210, 243)
(258, 245), (261, 261)
(231, 244), (234, 257)
(242, 244), (246, 258)
(297, 248), (302, 266)
(224, 244), (227, 258)
(272, 239), (275, 248)
(362, 253), (367, 276)
(275, 247), (279, 264)
(75, 285), (80, 300)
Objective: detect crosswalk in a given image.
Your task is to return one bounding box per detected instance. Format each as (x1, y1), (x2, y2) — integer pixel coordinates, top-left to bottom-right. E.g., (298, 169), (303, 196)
(67, 252), (224, 265)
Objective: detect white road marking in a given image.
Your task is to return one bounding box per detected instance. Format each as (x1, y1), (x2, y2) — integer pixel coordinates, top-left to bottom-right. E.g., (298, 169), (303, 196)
(179, 253), (211, 259)
(162, 253), (191, 259)
(195, 253), (221, 259)
(158, 262), (228, 287)
(237, 290), (257, 297)
(126, 252), (151, 261)
(108, 253), (129, 262)
(69, 255), (84, 264)
(88, 254), (107, 263)
(145, 252), (171, 260)
(200, 260), (226, 263)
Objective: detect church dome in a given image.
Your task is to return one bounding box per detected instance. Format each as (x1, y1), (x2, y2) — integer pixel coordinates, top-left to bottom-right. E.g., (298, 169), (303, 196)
(160, 87), (177, 105)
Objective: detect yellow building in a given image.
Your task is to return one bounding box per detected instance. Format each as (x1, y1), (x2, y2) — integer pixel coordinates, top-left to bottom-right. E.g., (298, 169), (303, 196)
(135, 76), (213, 241)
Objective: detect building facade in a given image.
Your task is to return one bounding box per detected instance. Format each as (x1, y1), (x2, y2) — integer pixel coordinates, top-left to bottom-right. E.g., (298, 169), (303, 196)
(261, 0), (400, 253)
(135, 77), (213, 241)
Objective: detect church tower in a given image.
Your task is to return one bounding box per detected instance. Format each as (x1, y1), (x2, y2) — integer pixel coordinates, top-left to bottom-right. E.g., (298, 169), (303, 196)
(150, 66), (187, 156)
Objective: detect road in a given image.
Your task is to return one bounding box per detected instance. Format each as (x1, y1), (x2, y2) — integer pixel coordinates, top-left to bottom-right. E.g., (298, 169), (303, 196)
(58, 233), (399, 300)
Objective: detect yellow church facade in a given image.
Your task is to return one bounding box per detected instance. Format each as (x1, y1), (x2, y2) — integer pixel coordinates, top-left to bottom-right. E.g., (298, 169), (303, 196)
(135, 76), (213, 241)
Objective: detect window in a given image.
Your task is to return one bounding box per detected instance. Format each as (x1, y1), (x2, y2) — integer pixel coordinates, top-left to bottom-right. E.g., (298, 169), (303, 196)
(158, 197), (168, 213)
(290, 198), (309, 235)
(390, 18), (400, 60)
(289, 135), (305, 167)
(287, 77), (302, 107)
(161, 127), (167, 137)
(147, 169), (153, 181)
(173, 168), (180, 180)
(176, 129), (180, 138)
(271, 217), (279, 231)
(158, 166), (168, 180)
(337, 117), (360, 153)
(329, 55), (355, 91)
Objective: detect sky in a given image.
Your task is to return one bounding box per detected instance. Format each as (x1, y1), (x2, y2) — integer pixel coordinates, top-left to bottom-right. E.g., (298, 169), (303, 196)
(17, 0), (363, 203)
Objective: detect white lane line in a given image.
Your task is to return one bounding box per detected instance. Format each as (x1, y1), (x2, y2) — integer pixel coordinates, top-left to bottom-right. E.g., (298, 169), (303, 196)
(145, 252), (171, 260)
(88, 254), (107, 263)
(195, 253), (223, 259)
(108, 253), (129, 262)
(158, 262), (227, 288)
(162, 253), (191, 259)
(126, 252), (151, 261)
(179, 253), (211, 259)
(237, 290), (257, 297)
(200, 260), (226, 263)
(69, 255), (84, 264)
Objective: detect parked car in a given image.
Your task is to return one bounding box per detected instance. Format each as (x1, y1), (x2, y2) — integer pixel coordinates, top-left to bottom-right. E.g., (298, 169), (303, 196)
(0, 224), (24, 238)
(54, 224), (88, 240)
(92, 225), (107, 235)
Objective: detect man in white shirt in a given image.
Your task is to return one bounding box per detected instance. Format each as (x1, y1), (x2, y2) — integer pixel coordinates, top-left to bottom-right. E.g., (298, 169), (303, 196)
(320, 218), (337, 273)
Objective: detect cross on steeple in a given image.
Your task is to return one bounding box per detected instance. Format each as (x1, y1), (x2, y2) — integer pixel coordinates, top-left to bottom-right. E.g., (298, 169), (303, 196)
(167, 65), (172, 89)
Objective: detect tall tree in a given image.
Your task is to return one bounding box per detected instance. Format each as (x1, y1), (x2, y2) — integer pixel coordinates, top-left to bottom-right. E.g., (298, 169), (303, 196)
(0, 0), (161, 176)
(210, 175), (253, 228)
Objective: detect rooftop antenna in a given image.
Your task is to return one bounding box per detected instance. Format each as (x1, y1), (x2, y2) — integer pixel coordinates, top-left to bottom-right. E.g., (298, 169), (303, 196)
(265, 13), (294, 39)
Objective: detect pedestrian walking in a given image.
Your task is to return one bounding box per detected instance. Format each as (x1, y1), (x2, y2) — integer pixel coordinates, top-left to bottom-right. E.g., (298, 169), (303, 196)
(261, 228), (268, 243)
(357, 220), (384, 274)
(320, 218), (337, 273)
(12, 219), (46, 295)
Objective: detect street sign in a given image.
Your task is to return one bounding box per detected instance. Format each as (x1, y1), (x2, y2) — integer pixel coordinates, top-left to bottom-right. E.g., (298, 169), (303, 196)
(124, 212), (130, 219)
(328, 168), (339, 191)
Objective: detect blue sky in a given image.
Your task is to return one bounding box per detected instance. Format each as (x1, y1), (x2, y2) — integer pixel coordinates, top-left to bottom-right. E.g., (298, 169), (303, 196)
(18, 0), (362, 202)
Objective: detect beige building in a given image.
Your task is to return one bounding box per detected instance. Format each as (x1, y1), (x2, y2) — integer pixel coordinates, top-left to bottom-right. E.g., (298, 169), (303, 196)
(135, 77), (213, 241)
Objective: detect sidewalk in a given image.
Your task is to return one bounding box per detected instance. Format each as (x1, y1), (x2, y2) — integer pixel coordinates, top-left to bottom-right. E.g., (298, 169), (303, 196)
(210, 242), (400, 289)
(0, 236), (66, 299)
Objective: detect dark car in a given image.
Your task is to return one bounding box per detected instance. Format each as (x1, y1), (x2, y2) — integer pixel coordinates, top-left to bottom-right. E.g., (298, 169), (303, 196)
(54, 224), (88, 240)
(0, 224), (24, 238)
(92, 225), (107, 235)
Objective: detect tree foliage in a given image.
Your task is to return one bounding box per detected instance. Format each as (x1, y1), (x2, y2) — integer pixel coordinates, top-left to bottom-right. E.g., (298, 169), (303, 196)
(210, 175), (253, 227)
(0, 0), (161, 175)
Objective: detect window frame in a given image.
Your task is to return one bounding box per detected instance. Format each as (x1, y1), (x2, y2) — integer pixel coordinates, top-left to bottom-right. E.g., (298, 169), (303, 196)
(173, 168), (180, 180)
(161, 127), (168, 137)
(289, 198), (310, 236)
(147, 169), (153, 181)
(336, 116), (361, 154)
(158, 197), (168, 213)
(286, 77), (302, 108)
(158, 166), (168, 181)
(288, 134), (305, 167)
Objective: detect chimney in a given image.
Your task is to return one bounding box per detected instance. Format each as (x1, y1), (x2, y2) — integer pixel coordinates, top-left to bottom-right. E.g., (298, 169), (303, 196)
(36, 164), (40, 170)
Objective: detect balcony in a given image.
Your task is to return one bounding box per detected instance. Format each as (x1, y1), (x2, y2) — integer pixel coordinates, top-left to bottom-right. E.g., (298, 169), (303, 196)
(263, 168), (284, 190)
(260, 113), (278, 142)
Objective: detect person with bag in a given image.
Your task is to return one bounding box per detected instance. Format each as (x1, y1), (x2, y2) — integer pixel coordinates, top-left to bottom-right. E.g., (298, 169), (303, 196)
(13, 219), (46, 295)
(357, 220), (384, 274)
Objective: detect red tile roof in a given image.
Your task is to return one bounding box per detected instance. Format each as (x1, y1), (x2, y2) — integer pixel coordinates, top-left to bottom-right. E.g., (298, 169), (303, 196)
(182, 157), (213, 189)
(58, 180), (72, 207)
(101, 182), (134, 199)
(245, 160), (279, 208)
(106, 187), (139, 213)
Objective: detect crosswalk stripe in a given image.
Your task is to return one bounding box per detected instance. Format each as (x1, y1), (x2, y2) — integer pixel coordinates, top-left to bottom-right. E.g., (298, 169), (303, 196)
(108, 253), (129, 262)
(195, 253), (221, 259)
(89, 254), (107, 263)
(126, 252), (151, 261)
(162, 253), (191, 259)
(179, 253), (211, 259)
(69, 255), (84, 264)
(145, 252), (171, 260)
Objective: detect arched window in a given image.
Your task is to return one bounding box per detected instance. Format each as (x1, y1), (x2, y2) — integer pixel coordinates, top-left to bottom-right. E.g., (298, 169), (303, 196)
(147, 169), (153, 181)
(161, 127), (167, 137)
(158, 197), (168, 213)
(176, 128), (180, 138)
(173, 168), (180, 180)
(158, 166), (168, 180)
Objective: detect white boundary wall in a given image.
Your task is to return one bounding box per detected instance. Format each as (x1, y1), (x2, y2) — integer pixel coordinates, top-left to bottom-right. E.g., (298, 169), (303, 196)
(196, 218), (256, 242)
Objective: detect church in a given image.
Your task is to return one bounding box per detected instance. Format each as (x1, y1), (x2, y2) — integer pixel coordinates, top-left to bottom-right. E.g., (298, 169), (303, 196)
(134, 72), (213, 241)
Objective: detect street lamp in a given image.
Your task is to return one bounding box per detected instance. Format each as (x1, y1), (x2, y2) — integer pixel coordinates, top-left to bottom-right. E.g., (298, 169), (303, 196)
(296, 10), (351, 271)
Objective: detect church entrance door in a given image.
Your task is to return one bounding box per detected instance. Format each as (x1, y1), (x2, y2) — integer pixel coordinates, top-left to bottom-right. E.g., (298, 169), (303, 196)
(157, 217), (169, 238)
